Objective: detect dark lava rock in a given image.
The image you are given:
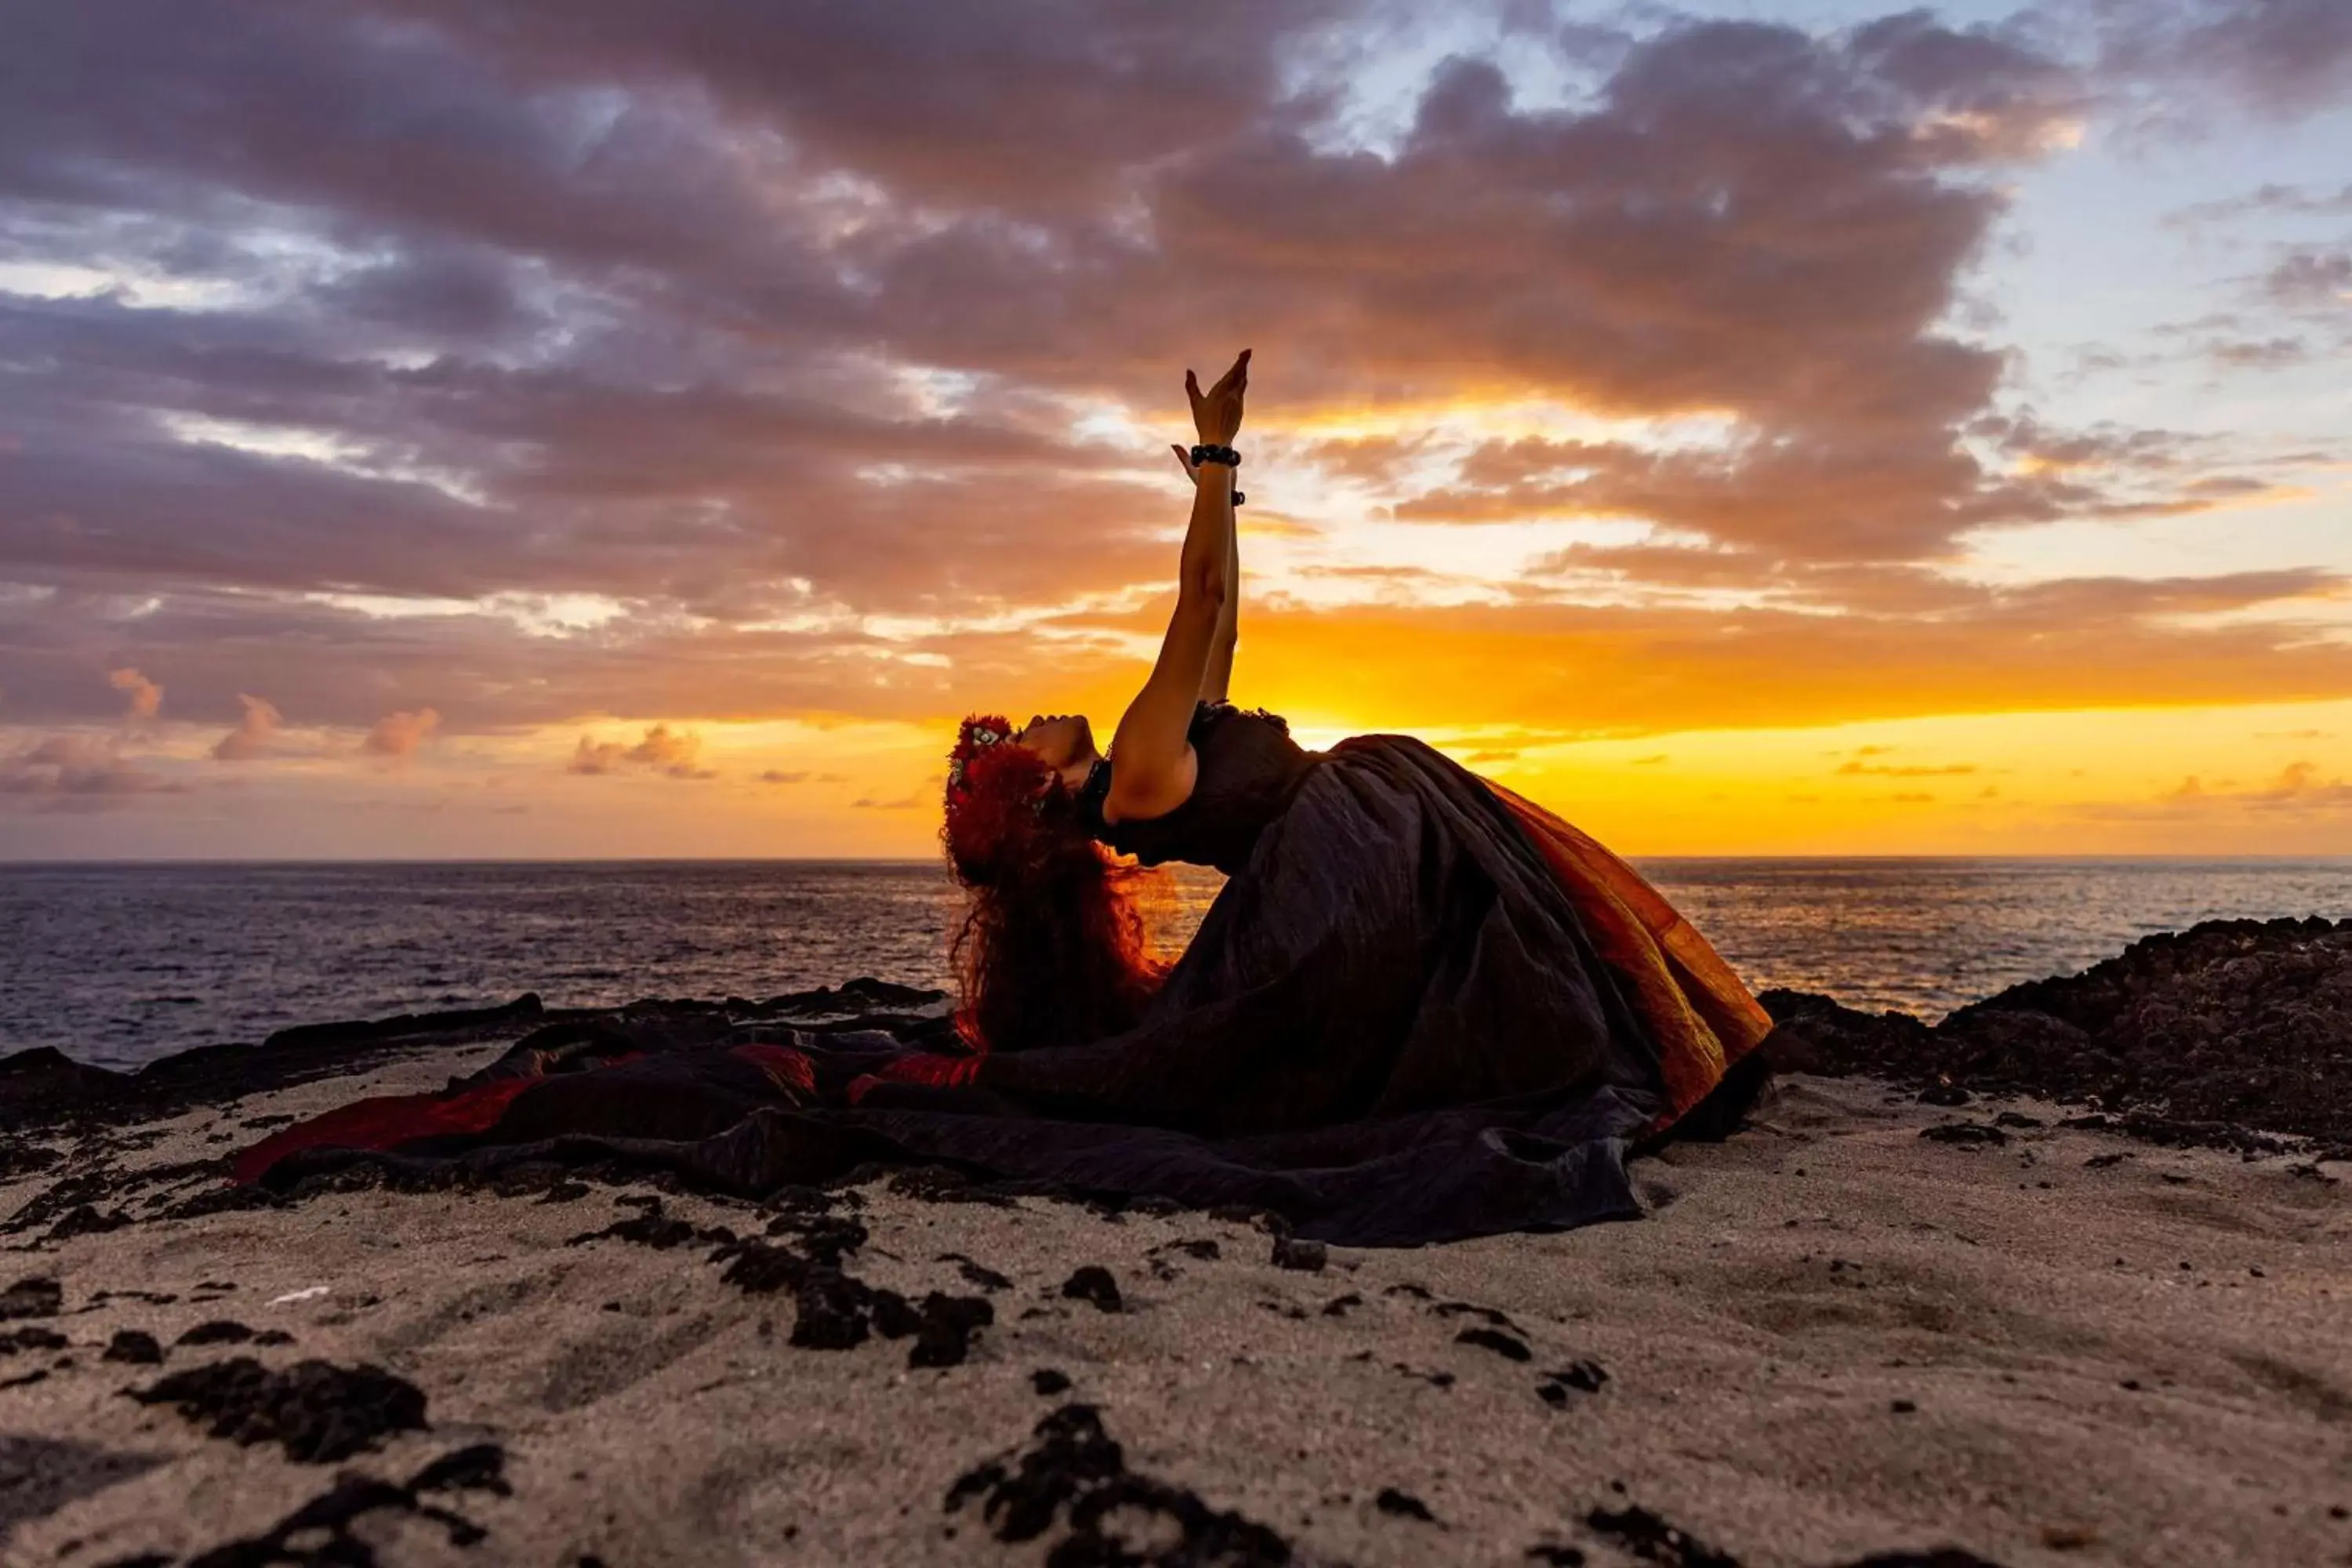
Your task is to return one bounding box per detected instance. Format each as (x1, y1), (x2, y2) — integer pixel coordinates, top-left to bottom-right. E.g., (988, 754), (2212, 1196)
(1032, 1367), (1073, 1396)
(1270, 1236), (1327, 1272)
(1060, 1266), (1124, 1313)
(901, 1292), (996, 1368)
(0, 1276), (64, 1320)
(789, 1270), (877, 1351)
(0, 1143), (63, 1180)
(127, 1357), (428, 1462)
(1539, 1360), (1610, 1406)
(0, 1435), (166, 1544)
(1323, 1293), (1364, 1317)
(1587, 1503), (1745, 1567)
(724, 1234), (989, 1366)
(1918, 1081), (1971, 1106)
(1552, 1360), (1609, 1393)
(167, 1443), (509, 1565)
(764, 1213), (869, 1269)
(1434, 1300), (1523, 1332)
(103, 1330), (164, 1366)
(1455, 1327), (1534, 1363)
(46, 1205), (132, 1242)
(1833, 1553), (2009, 1566)
(1762, 916), (2352, 1151)
(1376, 1486), (1439, 1522)
(0, 1326), (69, 1354)
(1921, 1123), (2009, 1148)
(1526, 1548), (1588, 1566)
(946, 1403), (1295, 1566)
(178, 1320), (257, 1346)
(568, 1209), (703, 1250)
(719, 1238), (813, 1296)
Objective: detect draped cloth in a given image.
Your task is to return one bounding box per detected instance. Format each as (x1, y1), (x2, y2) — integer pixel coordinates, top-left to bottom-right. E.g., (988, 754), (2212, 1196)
(238, 736), (1772, 1246)
(1483, 782), (1774, 1125)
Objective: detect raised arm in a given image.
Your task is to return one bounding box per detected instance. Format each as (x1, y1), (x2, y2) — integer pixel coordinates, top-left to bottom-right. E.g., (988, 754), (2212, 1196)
(1104, 350), (1249, 826)
(1200, 448), (1240, 704)
(1172, 442), (1241, 704)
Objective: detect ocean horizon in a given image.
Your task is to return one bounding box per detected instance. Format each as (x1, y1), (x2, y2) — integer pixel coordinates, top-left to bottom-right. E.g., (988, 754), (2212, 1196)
(9, 855), (2349, 1070)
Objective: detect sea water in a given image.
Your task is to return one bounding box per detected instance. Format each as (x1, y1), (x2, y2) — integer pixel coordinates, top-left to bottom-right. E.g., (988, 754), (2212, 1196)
(4, 858), (2347, 1069)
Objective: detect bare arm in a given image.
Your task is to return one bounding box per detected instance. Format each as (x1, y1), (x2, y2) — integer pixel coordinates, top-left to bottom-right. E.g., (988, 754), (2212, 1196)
(1176, 444), (1240, 704)
(1105, 351), (1250, 824)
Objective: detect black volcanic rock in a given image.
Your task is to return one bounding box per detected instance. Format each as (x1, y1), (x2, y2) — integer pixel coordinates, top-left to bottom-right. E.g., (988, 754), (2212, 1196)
(1059, 1266), (1123, 1313)
(0, 1277), (63, 1320)
(129, 1357), (429, 1462)
(1762, 916), (2352, 1152)
(947, 1403), (1295, 1564)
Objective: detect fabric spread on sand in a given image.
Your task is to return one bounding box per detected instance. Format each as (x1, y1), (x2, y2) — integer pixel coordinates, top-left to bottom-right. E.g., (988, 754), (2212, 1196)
(238, 736), (1766, 1246)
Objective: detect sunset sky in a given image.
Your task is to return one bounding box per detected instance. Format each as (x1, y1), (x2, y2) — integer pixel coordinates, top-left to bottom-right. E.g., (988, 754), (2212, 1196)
(2, 0), (2349, 858)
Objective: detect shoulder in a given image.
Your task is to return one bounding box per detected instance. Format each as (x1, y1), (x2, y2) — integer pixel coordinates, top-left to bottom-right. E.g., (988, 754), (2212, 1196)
(1099, 745), (1198, 828)
(1196, 699), (1288, 736)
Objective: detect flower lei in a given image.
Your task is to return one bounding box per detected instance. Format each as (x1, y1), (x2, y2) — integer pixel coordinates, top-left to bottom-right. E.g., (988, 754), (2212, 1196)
(942, 714), (1062, 876)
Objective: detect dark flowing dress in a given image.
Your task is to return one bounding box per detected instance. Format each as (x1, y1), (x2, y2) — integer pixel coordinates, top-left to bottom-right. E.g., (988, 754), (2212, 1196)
(239, 705), (1772, 1245)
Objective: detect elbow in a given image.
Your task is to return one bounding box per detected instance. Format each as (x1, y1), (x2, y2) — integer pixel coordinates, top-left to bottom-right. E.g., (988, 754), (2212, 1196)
(1185, 565), (1229, 613)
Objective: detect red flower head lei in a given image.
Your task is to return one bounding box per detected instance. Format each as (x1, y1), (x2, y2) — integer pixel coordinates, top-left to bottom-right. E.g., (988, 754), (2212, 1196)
(942, 713), (1059, 880)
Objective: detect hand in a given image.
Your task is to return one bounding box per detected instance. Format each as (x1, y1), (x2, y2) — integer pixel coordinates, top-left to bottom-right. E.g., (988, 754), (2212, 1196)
(1185, 348), (1250, 446)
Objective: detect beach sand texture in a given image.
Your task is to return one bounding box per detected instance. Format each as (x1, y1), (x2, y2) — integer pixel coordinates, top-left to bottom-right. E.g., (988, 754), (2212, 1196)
(3, 1054), (2347, 1568)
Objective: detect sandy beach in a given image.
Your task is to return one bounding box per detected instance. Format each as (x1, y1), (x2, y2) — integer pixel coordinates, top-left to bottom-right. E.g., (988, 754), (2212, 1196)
(5, 1031), (2347, 1567)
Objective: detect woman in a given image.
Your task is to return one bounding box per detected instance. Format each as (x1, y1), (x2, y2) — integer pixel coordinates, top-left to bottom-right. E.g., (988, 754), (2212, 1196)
(241, 352), (1772, 1246)
(849, 349), (1775, 1236)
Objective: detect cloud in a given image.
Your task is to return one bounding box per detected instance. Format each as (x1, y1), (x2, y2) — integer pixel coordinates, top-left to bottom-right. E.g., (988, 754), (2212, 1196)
(2209, 337), (2311, 370)
(362, 706), (442, 757)
(0, 0), (2343, 840)
(2098, 0), (2352, 121)
(851, 790), (927, 811)
(1835, 760), (1980, 776)
(209, 693), (282, 760)
(757, 769), (810, 785)
(568, 723), (716, 779)
(2169, 181), (2352, 224)
(2265, 252), (2352, 307)
(108, 666), (162, 722)
(2154, 760), (2352, 813)
(0, 731), (185, 807)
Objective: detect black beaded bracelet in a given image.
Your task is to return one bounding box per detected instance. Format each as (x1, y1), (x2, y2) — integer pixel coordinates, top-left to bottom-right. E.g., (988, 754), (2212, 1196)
(1189, 443), (1241, 469)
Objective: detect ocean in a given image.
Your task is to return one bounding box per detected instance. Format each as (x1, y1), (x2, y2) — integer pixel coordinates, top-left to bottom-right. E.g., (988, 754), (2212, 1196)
(5, 858), (2348, 1071)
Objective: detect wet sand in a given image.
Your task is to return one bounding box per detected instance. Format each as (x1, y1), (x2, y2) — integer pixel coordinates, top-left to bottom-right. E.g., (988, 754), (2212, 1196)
(4, 1048), (2347, 1567)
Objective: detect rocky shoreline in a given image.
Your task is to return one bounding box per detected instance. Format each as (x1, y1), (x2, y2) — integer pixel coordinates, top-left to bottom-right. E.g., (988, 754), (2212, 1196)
(1761, 916), (2352, 1159)
(1, 923), (2347, 1566)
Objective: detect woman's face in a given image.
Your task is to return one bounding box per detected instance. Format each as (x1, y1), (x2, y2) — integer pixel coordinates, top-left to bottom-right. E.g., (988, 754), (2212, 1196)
(1014, 713), (1098, 785)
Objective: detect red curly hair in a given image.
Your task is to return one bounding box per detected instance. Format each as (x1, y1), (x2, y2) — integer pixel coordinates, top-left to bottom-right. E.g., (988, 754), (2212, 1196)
(942, 716), (1162, 1054)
